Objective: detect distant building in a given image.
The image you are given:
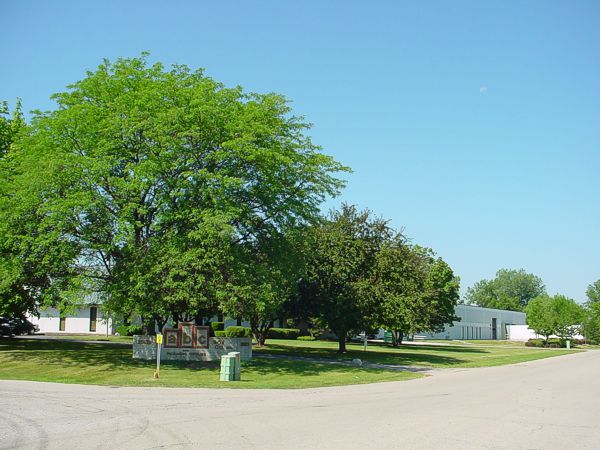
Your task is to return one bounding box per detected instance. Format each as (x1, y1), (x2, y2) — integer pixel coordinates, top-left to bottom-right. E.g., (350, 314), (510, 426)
(421, 304), (526, 340)
(28, 304), (113, 335)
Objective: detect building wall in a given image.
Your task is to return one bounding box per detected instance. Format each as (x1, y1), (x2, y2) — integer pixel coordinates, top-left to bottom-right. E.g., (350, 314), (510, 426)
(506, 324), (584, 341)
(422, 305), (527, 340)
(28, 306), (113, 335)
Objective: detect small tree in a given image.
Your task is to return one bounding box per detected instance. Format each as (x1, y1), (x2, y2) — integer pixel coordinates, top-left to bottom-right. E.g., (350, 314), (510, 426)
(552, 295), (584, 341)
(525, 295), (556, 343)
(583, 302), (600, 344)
(374, 245), (459, 346)
(526, 294), (584, 344)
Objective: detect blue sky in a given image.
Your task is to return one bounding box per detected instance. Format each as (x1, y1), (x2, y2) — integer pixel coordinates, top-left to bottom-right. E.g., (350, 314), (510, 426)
(1, 0), (599, 301)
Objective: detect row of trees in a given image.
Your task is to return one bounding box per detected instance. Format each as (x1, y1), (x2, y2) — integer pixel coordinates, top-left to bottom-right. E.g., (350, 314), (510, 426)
(0, 55), (460, 352)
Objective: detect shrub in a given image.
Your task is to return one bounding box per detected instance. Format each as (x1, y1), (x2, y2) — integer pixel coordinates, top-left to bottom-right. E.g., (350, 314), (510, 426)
(115, 324), (144, 336)
(268, 328), (301, 340)
(214, 330), (226, 337)
(525, 338), (566, 348)
(297, 335), (316, 341)
(210, 322), (224, 332)
(224, 326), (251, 338)
(525, 338), (544, 347)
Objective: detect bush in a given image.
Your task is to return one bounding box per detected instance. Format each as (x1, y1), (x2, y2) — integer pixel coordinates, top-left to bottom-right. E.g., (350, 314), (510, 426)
(214, 330), (226, 337)
(210, 322), (224, 332)
(224, 326), (251, 338)
(297, 335), (316, 341)
(115, 324), (144, 336)
(525, 338), (565, 348)
(267, 328), (301, 340)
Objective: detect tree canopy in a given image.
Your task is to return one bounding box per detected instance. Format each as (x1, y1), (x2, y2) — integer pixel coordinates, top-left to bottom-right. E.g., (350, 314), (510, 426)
(525, 294), (584, 342)
(586, 279), (600, 305)
(465, 268), (545, 312)
(0, 55), (347, 325)
(297, 204), (459, 352)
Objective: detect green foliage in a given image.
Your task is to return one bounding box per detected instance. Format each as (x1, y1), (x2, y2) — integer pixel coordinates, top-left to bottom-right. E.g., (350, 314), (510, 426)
(583, 301), (600, 343)
(586, 280), (600, 305)
(214, 330), (227, 337)
(267, 328), (300, 339)
(224, 326), (251, 338)
(301, 204), (394, 352)
(526, 294), (584, 341)
(115, 324), (143, 336)
(297, 335), (316, 341)
(373, 244), (459, 346)
(0, 54), (347, 321)
(465, 269), (546, 312)
(210, 322), (224, 332)
(525, 338), (564, 348)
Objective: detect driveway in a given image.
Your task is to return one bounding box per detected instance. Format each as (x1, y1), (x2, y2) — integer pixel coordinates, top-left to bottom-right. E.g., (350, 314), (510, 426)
(0, 350), (598, 449)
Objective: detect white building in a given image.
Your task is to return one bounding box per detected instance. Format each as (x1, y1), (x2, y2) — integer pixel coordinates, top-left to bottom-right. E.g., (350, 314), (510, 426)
(421, 304), (526, 340)
(28, 305), (113, 335)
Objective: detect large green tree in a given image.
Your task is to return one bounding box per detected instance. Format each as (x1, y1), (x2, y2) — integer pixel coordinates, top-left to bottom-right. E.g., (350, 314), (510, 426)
(303, 204), (392, 353)
(0, 55), (346, 322)
(465, 268), (545, 312)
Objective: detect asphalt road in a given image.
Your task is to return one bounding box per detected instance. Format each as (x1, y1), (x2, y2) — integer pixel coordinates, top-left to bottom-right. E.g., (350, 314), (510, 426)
(1, 350), (598, 450)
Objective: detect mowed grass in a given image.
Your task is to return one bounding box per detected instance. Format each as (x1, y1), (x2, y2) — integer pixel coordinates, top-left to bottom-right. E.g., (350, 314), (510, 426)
(0, 338), (420, 389)
(255, 339), (579, 368)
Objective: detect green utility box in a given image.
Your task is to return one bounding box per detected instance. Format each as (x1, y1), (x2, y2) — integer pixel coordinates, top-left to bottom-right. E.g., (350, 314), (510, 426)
(228, 351), (241, 381)
(383, 331), (393, 344)
(220, 355), (236, 382)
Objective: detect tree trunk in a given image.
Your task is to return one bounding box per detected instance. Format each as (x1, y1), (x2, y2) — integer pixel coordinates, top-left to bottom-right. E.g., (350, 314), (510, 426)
(251, 319), (270, 347)
(338, 335), (347, 353)
(141, 315), (148, 335)
(155, 316), (169, 333)
(392, 330), (404, 347)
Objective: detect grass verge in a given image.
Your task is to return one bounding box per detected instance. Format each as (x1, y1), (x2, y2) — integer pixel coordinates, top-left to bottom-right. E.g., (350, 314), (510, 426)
(0, 338), (420, 389)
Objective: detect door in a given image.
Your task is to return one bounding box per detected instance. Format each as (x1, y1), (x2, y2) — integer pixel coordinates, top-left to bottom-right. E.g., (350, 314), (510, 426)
(89, 306), (97, 332)
(491, 318), (497, 340)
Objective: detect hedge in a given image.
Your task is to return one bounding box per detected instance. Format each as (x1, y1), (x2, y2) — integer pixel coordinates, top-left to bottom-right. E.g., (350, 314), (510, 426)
(214, 330), (226, 337)
(210, 322), (224, 332)
(224, 326), (252, 338)
(268, 328), (300, 340)
(525, 338), (567, 348)
(297, 335), (316, 341)
(115, 325), (143, 336)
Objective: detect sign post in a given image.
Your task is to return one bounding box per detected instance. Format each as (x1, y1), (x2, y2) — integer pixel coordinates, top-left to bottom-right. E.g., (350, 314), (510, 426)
(361, 332), (367, 352)
(154, 333), (163, 379)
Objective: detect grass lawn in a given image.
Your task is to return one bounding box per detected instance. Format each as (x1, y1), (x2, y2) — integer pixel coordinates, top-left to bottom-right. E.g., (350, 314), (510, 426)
(0, 338), (420, 389)
(254, 339), (579, 368)
(426, 339), (528, 347)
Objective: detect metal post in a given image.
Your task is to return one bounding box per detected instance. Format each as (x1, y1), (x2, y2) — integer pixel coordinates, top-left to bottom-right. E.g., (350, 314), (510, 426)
(154, 334), (163, 378)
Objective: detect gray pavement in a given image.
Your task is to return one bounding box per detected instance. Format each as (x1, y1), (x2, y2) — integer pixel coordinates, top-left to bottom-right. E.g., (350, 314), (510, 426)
(0, 350), (599, 449)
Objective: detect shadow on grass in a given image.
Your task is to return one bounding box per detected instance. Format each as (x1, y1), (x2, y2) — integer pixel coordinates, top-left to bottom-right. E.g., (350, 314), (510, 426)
(0, 338), (219, 373)
(254, 342), (488, 366)
(0, 337), (407, 381)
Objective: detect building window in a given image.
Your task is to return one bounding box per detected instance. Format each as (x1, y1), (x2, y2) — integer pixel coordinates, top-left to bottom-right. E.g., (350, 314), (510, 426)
(89, 306), (97, 332)
(59, 316), (66, 331)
